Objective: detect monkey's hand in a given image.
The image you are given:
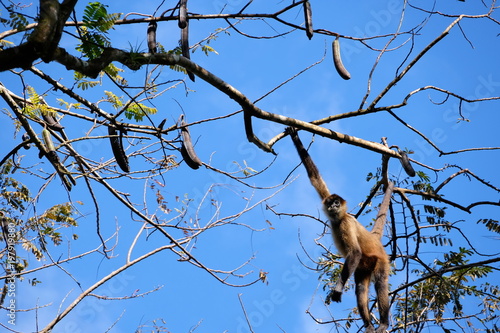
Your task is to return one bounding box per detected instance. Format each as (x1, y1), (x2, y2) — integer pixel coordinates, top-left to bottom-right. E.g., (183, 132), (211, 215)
(325, 290), (342, 304)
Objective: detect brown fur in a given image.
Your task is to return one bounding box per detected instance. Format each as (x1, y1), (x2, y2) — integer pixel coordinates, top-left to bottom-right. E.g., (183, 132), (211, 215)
(287, 128), (389, 333)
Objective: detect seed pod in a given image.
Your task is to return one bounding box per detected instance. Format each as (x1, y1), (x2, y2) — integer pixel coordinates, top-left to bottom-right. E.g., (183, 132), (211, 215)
(42, 111), (64, 131)
(179, 115), (202, 170)
(147, 21), (157, 54)
(22, 132), (31, 150)
(398, 150), (416, 177)
(158, 118), (167, 130)
(181, 20), (195, 81)
(332, 37), (351, 80)
(42, 128), (74, 190)
(108, 125), (130, 173)
(178, 0), (187, 29)
(42, 128), (55, 152)
(303, 0), (313, 40)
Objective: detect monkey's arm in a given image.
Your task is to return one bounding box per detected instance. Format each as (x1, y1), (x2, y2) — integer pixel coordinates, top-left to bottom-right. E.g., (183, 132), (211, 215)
(329, 248), (362, 303)
(287, 127), (330, 200)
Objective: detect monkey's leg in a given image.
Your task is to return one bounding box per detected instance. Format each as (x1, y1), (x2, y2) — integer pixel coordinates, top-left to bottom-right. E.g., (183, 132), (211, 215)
(374, 267), (390, 333)
(354, 270), (375, 333)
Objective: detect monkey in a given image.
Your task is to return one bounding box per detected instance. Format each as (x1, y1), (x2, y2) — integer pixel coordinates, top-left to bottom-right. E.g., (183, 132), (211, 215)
(287, 127), (389, 333)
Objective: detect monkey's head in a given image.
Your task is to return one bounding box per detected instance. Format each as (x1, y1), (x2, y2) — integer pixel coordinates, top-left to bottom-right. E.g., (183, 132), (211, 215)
(323, 194), (347, 223)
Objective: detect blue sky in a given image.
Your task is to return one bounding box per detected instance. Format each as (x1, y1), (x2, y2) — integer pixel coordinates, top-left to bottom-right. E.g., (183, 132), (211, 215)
(2, 1), (500, 332)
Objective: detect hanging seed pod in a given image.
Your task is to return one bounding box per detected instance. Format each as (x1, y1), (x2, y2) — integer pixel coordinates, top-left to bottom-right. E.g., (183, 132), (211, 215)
(42, 111), (64, 131)
(147, 21), (157, 53)
(108, 125), (130, 173)
(178, 0), (187, 29)
(22, 132), (31, 149)
(42, 128), (74, 190)
(398, 150), (416, 177)
(42, 128), (55, 152)
(179, 115), (202, 169)
(332, 37), (351, 80)
(303, 0), (313, 40)
(158, 118), (167, 130)
(181, 20), (195, 81)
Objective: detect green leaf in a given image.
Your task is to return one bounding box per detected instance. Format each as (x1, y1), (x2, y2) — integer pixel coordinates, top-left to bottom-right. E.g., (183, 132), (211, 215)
(104, 91), (123, 109)
(124, 103), (157, 122)
(77, 2), (121, 59)
(8, 9), (29, 31)
(201, 45), (219, 56)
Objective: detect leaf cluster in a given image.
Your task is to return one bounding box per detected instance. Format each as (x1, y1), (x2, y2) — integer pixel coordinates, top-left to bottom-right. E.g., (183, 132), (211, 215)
(3, 4), (30, 32)
(0, 161), (80, 274)
(104, 91), (157, 122)
(393, 248), (498, 332)
(74, 63), (126, 90)
(22, 86), (53, 118)
(76, 2), (121, 60)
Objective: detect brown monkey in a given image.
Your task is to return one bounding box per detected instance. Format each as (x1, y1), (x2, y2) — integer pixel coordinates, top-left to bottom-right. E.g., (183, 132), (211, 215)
(287, 127), (389, 333)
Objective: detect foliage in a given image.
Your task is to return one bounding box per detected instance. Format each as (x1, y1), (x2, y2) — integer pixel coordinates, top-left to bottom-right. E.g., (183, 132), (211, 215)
(74, 63), (127, 90)
(392, 248), (499, 332)
(6, 5), (29, 32)
(22, 86), (52, 117)
(0, 160), (80, 272)
(104, 90), (157, 121)
(76, 2), (121, 59)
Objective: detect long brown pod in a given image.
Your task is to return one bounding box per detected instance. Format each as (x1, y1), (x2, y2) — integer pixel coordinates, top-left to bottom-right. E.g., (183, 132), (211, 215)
(42, 128), (74, 190)
(179, 115), (202, 169)
(22, 132), (31, 149)
(147, 21), (157, 53)
(108, 125), (130, 173)
(398, 150), (416, 177)
(178, 0), (187, 29)
(303, 0), (313, 40)
(332, 37), (351, 80)
(42, 111), (65, 131)
(181, 20), (195, 81)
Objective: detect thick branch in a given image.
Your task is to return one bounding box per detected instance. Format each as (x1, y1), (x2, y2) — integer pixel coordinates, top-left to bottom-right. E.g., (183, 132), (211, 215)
(0, 0), (78, 70)
(173, 56), (401, 157)
(394, 187), (470, 213)
(372, 181), (394, 239)
(60, 49), (401, 157)
(0, 83), (73, 187)
(0, 30), (406, 159)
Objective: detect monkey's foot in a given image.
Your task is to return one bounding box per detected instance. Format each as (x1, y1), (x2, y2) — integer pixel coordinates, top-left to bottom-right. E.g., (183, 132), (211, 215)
(375, 324), (388, 333)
